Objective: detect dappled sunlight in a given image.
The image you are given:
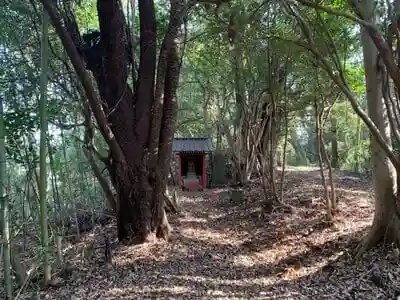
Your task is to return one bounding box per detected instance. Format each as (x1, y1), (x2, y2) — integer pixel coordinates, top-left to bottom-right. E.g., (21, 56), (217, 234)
(30, 169), (386, 299)
(179, 226), (242, 245)
(231, 254), (258, 267)
(170, 274), (272, 287)
(178, 216), (208, 224)
(333, 187), (371, 197)
(279, 166), (321, 172)
(105, 286), (193, 298)
(287, 184), (372, 199)
(103, 273), (278, 298)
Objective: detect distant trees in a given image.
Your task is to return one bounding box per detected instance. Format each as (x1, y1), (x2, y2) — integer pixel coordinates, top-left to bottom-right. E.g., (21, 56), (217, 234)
(289, 0), (400, 255)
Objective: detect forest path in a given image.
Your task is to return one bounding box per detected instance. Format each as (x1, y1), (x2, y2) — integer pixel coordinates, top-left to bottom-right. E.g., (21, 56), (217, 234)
(36, 168), (400, 300)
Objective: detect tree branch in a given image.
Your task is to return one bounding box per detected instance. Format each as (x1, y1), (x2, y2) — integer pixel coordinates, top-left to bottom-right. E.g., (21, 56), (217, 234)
(37, 0), (126, 165)
(281, 1), (400, 172)
(295, 0), (374, 29)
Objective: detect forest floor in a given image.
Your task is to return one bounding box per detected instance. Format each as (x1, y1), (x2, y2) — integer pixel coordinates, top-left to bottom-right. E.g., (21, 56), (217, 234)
(16, 167), (400, 299)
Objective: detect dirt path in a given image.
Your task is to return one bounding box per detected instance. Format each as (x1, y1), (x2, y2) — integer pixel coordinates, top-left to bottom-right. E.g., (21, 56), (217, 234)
(21, 169), (400, 299)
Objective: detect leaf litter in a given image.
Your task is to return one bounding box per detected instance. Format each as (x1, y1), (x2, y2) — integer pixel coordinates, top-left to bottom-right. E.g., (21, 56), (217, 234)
(11, 167), (400, 299)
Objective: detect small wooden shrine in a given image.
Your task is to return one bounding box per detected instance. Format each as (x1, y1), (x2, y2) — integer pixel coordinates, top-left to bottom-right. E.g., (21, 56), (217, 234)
(170, 137), (214, 190)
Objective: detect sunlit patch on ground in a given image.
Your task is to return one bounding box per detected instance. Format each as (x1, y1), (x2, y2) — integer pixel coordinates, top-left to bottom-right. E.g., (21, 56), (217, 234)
(14, 168), (400, 300)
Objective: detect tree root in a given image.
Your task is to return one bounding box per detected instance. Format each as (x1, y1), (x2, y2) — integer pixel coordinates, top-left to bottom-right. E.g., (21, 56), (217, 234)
(164, 193), (178, 213)
(164, 188), (180, 213)
(354, 223), (384, 259)
(156, 209), (172, 241)
(354, 213), (400, 259)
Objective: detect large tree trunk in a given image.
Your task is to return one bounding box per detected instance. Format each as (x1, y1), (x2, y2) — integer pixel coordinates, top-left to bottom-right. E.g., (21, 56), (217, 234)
(40, 0), (185, 243)
(93, 0), (155, 242)
(98, 0), (182, 242)
(356, 0), (400, 257)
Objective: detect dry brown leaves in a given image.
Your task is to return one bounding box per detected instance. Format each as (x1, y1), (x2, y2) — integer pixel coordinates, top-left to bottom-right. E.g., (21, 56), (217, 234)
(12, 167), (400, 299)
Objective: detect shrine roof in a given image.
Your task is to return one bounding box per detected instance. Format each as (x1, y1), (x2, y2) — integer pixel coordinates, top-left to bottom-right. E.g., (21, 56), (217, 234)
(172, 137), (214, 153)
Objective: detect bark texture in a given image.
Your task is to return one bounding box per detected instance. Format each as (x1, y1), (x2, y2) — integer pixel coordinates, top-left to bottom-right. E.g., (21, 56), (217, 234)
(356, 0), (400, 256)
(40, 0), (186, 243)
(330, 116), (339, 168)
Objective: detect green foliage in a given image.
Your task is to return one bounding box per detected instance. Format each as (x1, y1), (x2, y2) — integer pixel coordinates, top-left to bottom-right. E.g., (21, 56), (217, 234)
(345, 63), (365, 95)
(0, 1), (107, 239)
(75, 0), (99, 30)
(175, 0), (373, 174)
(0, 0), (379, 255)
(332, 102), (370, 171)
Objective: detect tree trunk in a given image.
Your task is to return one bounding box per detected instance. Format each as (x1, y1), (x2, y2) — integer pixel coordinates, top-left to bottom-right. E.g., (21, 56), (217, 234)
(40, 0), (185, 243)
(330, 115), (339, 168)
(315, 100), (333, 222)
(82, 147), (116, 212)
(0, 53), (12, 298)
(280, 94), (289, 203)
(354, 117), (361, 172)
(356, 0), (400, 257)
(96, 0), (161, 243)
(320, 129), (337, 210)
(39, 7), (51, 284)
(11, 244), (27, 286)
(268, 109), (278, 200)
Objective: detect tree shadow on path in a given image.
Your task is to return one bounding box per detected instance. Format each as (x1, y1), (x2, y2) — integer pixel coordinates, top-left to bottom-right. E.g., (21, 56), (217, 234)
(37, 169), (386, 300)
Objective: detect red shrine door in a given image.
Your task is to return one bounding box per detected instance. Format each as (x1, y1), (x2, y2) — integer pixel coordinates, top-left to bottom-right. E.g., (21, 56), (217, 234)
(178, 153), (207, 190)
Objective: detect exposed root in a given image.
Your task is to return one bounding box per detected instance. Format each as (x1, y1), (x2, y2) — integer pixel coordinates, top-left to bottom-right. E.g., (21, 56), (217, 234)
(155, 226), (170, 241)
(386, 215), (400, 248)
(164, 190), (179, 213)
(322, 217), (334, 228)
(354, 223), (383, 259)
(156, 209), (172, 241)
(353, 216), (400, 259)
